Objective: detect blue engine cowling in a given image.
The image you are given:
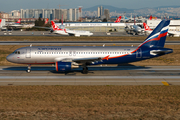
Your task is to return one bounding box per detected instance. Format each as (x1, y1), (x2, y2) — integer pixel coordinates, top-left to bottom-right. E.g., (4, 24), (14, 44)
(55, 61), (72, 72)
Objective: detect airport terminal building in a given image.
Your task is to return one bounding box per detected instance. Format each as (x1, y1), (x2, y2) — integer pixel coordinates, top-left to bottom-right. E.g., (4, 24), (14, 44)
(56, 22), (126, 32)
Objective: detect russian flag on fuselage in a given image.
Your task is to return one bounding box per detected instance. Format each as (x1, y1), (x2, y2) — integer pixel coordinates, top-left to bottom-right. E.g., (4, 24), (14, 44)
(139, 20), (170, 48)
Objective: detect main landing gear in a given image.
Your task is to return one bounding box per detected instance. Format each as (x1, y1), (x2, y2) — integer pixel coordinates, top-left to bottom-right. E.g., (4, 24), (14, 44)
(26, 64), (31, 73)
(82, 66), (88, 74)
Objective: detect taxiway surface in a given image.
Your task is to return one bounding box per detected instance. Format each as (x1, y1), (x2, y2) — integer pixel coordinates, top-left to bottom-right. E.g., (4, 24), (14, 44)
(0, 31), (129, 36)
(0, 41), (179, 45)
(0, 66), (180, 86)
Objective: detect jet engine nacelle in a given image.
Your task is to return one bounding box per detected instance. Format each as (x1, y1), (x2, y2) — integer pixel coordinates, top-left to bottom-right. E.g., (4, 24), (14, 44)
(55, 61), (79, 72)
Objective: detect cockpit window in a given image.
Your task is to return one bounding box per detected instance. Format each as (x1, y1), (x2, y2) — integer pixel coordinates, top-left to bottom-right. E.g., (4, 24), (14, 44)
(13, 51), (20, 54)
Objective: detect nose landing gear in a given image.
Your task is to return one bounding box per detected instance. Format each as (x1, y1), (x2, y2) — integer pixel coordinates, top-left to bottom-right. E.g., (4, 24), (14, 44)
(26, 64), (31, 73)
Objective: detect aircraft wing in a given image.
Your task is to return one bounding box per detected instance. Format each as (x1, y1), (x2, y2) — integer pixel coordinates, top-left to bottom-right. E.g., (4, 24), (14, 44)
(33, 26), (52, 30)
(73, 57), (102, 64)
(3, 24), (23, 28)
(55, 57), (103, 65)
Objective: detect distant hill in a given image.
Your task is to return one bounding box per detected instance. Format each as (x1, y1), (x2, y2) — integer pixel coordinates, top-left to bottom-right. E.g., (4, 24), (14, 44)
(83, 5), (180, 16)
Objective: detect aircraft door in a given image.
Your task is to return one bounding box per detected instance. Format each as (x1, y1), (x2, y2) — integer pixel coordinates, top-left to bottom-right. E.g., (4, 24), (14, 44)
(26, 48), (31, 58)
(69, 51), (72, 56)
(73, 51), (76, 56)
(136, 48), (142, 58)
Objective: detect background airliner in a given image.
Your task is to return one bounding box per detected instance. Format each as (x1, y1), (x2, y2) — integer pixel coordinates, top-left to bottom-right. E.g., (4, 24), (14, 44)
(144, 22), (180, 37)
(6, 20), (172, 74)
(51, 21), (93, 37)
(3, 19), (23, 30)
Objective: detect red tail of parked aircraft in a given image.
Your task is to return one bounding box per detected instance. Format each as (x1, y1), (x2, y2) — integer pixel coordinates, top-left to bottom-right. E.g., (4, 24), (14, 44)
(16, 19), (21, 24)
(114, 16), (121, 23)
(45, 18), (49, 24)
(149, 15), (152, 20)
(143, 23), (152, 31)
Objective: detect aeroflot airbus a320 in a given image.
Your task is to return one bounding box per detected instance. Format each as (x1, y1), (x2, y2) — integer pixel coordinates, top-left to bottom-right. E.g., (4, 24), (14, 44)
(6, 20), (173, 74)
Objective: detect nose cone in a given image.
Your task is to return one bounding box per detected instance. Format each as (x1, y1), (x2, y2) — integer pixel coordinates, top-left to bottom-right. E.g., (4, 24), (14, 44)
(6, 55), (12, 62)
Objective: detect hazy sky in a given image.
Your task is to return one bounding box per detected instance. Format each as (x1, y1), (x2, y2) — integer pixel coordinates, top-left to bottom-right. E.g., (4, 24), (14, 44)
(1, 0), (180, 12)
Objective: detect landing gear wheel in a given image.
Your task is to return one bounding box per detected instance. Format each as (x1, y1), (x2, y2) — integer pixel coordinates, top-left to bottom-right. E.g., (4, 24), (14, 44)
(27, 69), (31, 73)
(82, 67), (88, 74)
(27, 64), (31, 73)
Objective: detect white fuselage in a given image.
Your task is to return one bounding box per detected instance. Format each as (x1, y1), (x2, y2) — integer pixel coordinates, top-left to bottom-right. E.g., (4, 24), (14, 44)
(6, 46), (136, 64)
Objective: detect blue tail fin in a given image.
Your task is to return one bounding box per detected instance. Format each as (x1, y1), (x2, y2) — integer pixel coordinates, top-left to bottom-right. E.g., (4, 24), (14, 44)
(139, 20), (170, 48)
